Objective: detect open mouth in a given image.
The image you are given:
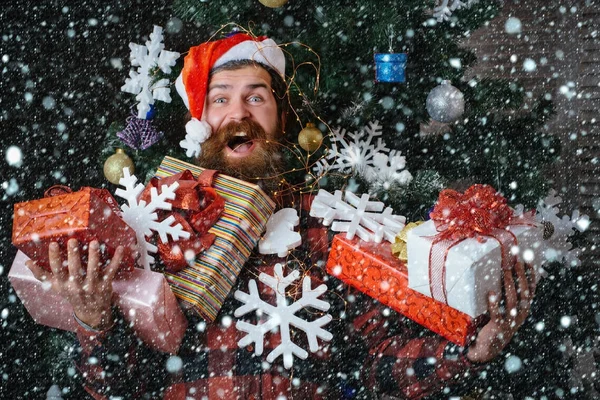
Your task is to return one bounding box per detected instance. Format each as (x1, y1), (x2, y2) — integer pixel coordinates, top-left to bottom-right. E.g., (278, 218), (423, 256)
(226, 132), (256, 158)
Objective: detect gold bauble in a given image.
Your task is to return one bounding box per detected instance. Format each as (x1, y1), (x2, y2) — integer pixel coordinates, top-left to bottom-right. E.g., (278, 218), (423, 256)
(298, 122), (323, 152)
(103, 148), (135, 185)
(258, 0), (288, 8)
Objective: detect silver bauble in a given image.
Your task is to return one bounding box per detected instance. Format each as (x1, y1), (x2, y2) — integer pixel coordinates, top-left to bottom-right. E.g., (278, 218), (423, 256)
(426, 80), (465, 123)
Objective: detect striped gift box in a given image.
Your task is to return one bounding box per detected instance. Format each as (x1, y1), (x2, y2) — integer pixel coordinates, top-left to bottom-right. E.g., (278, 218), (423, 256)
(155, 156), (276, 321)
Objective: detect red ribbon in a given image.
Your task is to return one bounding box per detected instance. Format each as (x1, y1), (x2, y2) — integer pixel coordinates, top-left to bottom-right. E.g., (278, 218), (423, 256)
(140, 170), (225, 272)
(427, 184), (535, 305)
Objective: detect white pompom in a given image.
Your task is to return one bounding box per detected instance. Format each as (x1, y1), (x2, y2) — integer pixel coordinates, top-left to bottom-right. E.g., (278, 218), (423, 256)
(185, 118), (212, 142)
(179, 118), (212, 158)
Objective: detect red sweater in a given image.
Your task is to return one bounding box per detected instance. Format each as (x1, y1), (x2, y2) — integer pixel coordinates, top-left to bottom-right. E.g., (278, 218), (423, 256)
(74, 199), (478, 399)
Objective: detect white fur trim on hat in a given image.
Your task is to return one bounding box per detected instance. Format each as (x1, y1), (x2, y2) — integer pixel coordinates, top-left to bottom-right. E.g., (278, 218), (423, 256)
(175, 74), (189, 110)
(213, 38), (285, 78)
(179, 118), (212, 158)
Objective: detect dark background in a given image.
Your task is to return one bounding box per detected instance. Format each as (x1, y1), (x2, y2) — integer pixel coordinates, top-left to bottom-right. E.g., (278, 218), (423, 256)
(1, 1), (598, 399)
(0, 1), (196, 397)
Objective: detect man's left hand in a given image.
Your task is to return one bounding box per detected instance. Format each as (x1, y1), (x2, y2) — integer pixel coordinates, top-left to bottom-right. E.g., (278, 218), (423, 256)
(467, 261), (537, 363)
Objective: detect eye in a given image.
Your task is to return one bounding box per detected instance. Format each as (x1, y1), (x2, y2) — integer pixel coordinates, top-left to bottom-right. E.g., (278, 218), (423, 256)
(214, 97), (227, 104)
(248, 95), (263, 103)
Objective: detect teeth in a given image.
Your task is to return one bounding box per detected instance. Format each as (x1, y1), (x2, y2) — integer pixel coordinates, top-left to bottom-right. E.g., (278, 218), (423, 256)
(234, 132), (247, 137)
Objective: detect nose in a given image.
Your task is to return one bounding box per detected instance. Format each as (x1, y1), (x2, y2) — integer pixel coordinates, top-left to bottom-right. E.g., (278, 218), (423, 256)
(228, 98), (251, 122)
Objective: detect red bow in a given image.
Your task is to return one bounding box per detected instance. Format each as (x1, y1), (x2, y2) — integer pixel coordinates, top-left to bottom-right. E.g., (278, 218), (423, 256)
(429, 184), (513, 241)
(140, 170), (225, 272)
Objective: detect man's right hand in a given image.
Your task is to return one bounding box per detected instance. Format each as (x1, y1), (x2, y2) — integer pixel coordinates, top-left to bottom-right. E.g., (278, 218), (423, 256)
(25, 239), (124, 330)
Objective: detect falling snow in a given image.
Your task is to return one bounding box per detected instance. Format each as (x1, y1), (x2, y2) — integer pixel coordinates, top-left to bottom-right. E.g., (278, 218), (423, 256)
(2, 1), (598, 399)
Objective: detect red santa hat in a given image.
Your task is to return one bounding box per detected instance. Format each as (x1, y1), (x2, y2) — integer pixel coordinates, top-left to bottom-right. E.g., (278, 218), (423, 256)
(176, 33), (285, 120)
(176, 33), (285, 158)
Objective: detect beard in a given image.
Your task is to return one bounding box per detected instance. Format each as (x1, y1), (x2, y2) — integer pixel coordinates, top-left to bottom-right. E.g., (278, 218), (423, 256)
(195, 119), (284, 193)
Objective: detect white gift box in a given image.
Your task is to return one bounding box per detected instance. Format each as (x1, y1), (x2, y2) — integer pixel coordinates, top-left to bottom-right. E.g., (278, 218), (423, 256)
(407, 219), (542, 318)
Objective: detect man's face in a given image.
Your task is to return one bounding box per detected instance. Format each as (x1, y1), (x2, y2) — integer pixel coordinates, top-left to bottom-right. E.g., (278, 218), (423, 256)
(196, 65), (283, 182)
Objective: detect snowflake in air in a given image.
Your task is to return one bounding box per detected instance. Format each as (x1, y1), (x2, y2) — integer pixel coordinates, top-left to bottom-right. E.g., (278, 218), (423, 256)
(115, 168), (190, 269)
(314, 120), (412, 189)
(310, 189), (406, 243)
(234, 263), (332, 369)
(535, 190), (590, 267)
(121, 25), (180, 119)
(433, 0), (479, 22)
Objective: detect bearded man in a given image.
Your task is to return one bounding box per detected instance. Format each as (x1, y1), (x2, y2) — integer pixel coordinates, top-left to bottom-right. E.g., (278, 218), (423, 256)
(26, 33), (536, 400)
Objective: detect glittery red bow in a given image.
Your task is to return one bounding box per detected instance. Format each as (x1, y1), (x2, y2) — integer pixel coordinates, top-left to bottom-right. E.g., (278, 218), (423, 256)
(429, 184), (513, 241)
(140, 170), (225, 272)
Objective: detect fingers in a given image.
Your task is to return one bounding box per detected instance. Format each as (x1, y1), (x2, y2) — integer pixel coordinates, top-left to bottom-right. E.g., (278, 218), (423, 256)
(26, 260), (51, 283)
(503, 266), (518, 319)
(49, 242), (67, 281)
(67, 239), (84, 282)
(524, 262), (538, 297)
(104, 246), (124, 283)
(514, 261), (531, 299)
(487, 291), (501, 322)
(85, 241), (101, 287)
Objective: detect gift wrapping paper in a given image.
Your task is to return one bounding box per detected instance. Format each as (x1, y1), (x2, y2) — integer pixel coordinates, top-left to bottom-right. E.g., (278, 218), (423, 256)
(154, 156), (276, 321)
(407, 219), (542, 318)
(12, 187), (137, 271)
(326, 234), (479, 346)
(9, 251), (187, 354)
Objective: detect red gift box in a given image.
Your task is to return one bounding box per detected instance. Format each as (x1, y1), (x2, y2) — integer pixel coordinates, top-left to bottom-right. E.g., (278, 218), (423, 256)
(326, 234), (484, 346)
(12, 186), (137, 271)
(9, 251), (188, 354)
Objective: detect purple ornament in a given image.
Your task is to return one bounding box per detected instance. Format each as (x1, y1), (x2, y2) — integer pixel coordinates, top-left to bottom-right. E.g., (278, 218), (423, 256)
(117, 108), (164, 150)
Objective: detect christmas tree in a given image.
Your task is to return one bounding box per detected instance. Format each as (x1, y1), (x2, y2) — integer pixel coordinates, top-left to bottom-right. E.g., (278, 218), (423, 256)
(2, 0), (597, 398)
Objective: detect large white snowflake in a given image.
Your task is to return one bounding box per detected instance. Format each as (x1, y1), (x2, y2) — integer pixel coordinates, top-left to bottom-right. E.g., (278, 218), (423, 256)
(115, 168), (190, 269)
(121, 25), (180, 119)
(310, 189), (406, 243)
(314, 120), (412, 189)
(433, 0), (479, 22)
(535, 190), (590, 267)
(234, 263), (332, 369)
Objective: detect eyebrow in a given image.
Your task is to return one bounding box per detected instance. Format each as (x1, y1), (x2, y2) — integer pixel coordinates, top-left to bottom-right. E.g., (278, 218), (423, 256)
(207, 82), (270, 93)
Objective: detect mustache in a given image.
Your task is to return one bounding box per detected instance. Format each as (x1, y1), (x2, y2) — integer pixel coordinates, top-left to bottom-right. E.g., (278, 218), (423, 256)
(214, 120), (267, 144)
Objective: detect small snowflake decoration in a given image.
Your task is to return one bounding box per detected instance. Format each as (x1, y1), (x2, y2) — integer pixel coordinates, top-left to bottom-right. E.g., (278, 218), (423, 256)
(314, 121), (412, 190)
(115, 168), (190, 269)
(310, 189), (406, 243)
(535, 190), (590, 267)
(433, 0), (479, 22)
(234, 263), (332, 369)
(121, 25), (180, 119)
(366, 151), (413, 191)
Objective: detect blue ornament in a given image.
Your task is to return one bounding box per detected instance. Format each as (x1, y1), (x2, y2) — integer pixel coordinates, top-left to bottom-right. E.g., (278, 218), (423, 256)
(145, 103), (156, 120)
(374, 53), (407, 83)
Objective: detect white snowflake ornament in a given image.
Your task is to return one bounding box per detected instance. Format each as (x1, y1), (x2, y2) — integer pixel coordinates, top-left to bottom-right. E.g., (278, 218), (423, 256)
(314, 121), (389, 178)
(535, 190), (589, 267)
(121, 25), (180, 119)
(367, 151), (413, 191)
(314, 121), (412, 191)
(115, 168), (190, 269)
(433, 0), (479, 22)
(310, 189), (406, 243)
(259, 208), (302, 257)
(234, 263), (332, 369)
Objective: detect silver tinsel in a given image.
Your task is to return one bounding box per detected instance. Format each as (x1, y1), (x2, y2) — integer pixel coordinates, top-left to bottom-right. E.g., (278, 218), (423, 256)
(426, 80), (465, 123)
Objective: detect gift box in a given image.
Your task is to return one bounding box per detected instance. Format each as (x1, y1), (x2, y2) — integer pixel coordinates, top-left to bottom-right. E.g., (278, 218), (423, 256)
(9, 251), (187, 354)
(407, 219), (542, 318)
(12, 186), (137, 271)
(327, 234), (480, 346)
(154, 156), (276, 321)
(374, 53), (407, 83)
(407, 184), (542, 318)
